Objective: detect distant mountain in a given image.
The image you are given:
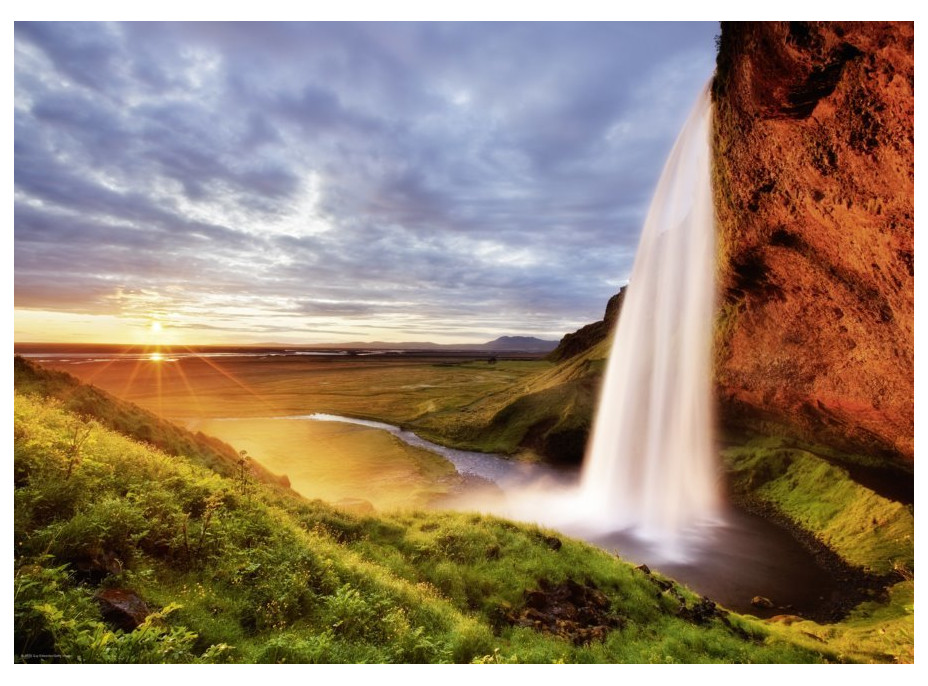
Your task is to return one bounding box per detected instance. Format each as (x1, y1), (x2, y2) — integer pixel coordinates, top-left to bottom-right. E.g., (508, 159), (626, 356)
(480, 336), (558, 352)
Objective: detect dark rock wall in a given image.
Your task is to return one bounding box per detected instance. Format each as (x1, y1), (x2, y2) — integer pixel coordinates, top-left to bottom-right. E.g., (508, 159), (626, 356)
(712, 22), (913, 462)
(548, 288), (624, 363)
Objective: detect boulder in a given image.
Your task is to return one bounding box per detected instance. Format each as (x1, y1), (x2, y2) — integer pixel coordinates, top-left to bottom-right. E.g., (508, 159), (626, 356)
(751, 595), (776, 609)
(95, 588), (151, 632)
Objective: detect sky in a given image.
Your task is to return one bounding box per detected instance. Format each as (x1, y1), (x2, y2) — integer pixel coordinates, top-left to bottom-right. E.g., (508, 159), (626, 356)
(13, 21), (719, 346)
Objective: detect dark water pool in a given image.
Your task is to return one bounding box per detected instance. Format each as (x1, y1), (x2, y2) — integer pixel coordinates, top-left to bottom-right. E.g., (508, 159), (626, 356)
(584, 508), (844, 619)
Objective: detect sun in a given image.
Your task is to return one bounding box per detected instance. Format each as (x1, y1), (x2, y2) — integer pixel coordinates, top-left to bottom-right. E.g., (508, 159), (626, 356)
(151, 320), (163, 334)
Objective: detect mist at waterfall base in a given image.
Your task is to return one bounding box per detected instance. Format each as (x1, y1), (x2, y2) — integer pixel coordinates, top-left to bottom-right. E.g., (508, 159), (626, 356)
(462, 85), (724, 565)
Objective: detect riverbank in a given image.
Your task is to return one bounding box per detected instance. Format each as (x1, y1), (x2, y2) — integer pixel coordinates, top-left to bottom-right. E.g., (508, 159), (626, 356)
(191, 410), (896, 623)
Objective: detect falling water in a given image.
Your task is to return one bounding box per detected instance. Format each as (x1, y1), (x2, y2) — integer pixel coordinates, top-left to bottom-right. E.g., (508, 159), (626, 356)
(579, 83), (721, 542)
(463, 84), (723, 560)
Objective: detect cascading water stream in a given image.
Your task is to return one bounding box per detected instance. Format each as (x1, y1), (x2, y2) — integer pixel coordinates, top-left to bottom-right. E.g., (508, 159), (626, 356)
(579, 83), (722, 542)
(475, 84), (723, 560)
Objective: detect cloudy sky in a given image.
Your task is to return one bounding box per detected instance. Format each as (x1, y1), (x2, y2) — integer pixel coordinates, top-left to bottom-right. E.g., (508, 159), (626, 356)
(14, 21), (718, 346)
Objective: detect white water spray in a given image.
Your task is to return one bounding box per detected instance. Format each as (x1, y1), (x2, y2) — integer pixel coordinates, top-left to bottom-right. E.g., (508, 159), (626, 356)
(578, 83), (721, 541)
(474, 84), (723, 559)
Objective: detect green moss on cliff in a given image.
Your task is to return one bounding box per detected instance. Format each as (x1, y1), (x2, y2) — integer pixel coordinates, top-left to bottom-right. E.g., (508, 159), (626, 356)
(724, 439), (913, 576)
(405, 340), (609, 463)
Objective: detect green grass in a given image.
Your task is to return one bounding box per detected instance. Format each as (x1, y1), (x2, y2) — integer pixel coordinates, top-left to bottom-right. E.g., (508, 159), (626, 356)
(408, 339), (611, 459)
(720, 437), (914, 664)
(763, 580), (914, 664)
(14, 378), (834, 663)
(30, 355), (546, 427)
(13, 357), (289, 488)
(724, 438), (914, 576)
(29, 348), (603, 463)
(14, 357), (914, 663)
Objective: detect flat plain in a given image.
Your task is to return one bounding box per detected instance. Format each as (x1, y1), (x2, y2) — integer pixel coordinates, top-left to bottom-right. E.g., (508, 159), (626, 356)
(33, 353), (548, 510)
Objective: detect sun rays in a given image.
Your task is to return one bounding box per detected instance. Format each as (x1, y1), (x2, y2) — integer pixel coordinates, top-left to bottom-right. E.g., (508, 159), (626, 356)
(79, 344), (281, 423)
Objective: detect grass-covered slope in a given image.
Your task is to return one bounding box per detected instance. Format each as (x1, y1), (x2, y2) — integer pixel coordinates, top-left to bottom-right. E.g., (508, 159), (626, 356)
(16, 363), (840, 664)
(546, 289), (624, 364)
(725, 438), (914, 576)
(411, 339), (611, 464)
(13, 356), (290, 488)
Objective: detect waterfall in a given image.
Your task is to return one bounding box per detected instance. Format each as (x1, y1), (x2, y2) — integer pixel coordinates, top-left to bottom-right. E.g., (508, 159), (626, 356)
(470, 84), (723, 560)
(579, 83), (721, 541)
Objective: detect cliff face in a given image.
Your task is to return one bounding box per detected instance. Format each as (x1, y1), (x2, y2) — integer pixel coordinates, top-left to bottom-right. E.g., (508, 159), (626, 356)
(712, 22), (914, 462)
(548, 288), (625, 363)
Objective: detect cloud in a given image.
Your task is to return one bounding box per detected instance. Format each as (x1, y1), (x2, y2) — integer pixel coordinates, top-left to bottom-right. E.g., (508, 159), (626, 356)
(14, 21), (719, 343)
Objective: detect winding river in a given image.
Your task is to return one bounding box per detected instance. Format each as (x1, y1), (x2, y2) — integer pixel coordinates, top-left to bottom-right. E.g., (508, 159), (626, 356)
(300, 413), (848, 620)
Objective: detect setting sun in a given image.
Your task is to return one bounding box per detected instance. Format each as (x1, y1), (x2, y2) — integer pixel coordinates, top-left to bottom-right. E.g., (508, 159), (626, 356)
(151, 321), (163, 334)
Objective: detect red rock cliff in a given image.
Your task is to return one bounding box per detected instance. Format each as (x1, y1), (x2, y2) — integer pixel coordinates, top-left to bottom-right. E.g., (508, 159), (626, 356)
(712, 22), (914, 462)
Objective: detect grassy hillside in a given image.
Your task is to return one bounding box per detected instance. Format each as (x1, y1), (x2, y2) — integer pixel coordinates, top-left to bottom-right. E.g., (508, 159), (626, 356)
(725, 437), (914, 576)
(409, 339), (611, 463)
(13, 357), (290, 489)
(719, 436), (914, 663)
(14, 360), (851, 665)
(546, 289), (624, 363)
(14, 358), (914, 663)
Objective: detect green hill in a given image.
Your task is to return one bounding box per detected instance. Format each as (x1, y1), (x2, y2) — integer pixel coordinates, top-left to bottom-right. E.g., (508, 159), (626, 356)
(13, 358), (912, 663)
(13, 357), (290, 489)
(405, 339), (611, 464)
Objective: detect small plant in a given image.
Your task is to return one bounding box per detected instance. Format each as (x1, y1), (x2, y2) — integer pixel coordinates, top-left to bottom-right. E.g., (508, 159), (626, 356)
(326, 584), (377, 640)
(63, 416), (94, 480)
(237, 451), (251, 499)
(471, 647), (520, 664)
(197, 493), (223, 554)
(180, 492), (223, 568)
